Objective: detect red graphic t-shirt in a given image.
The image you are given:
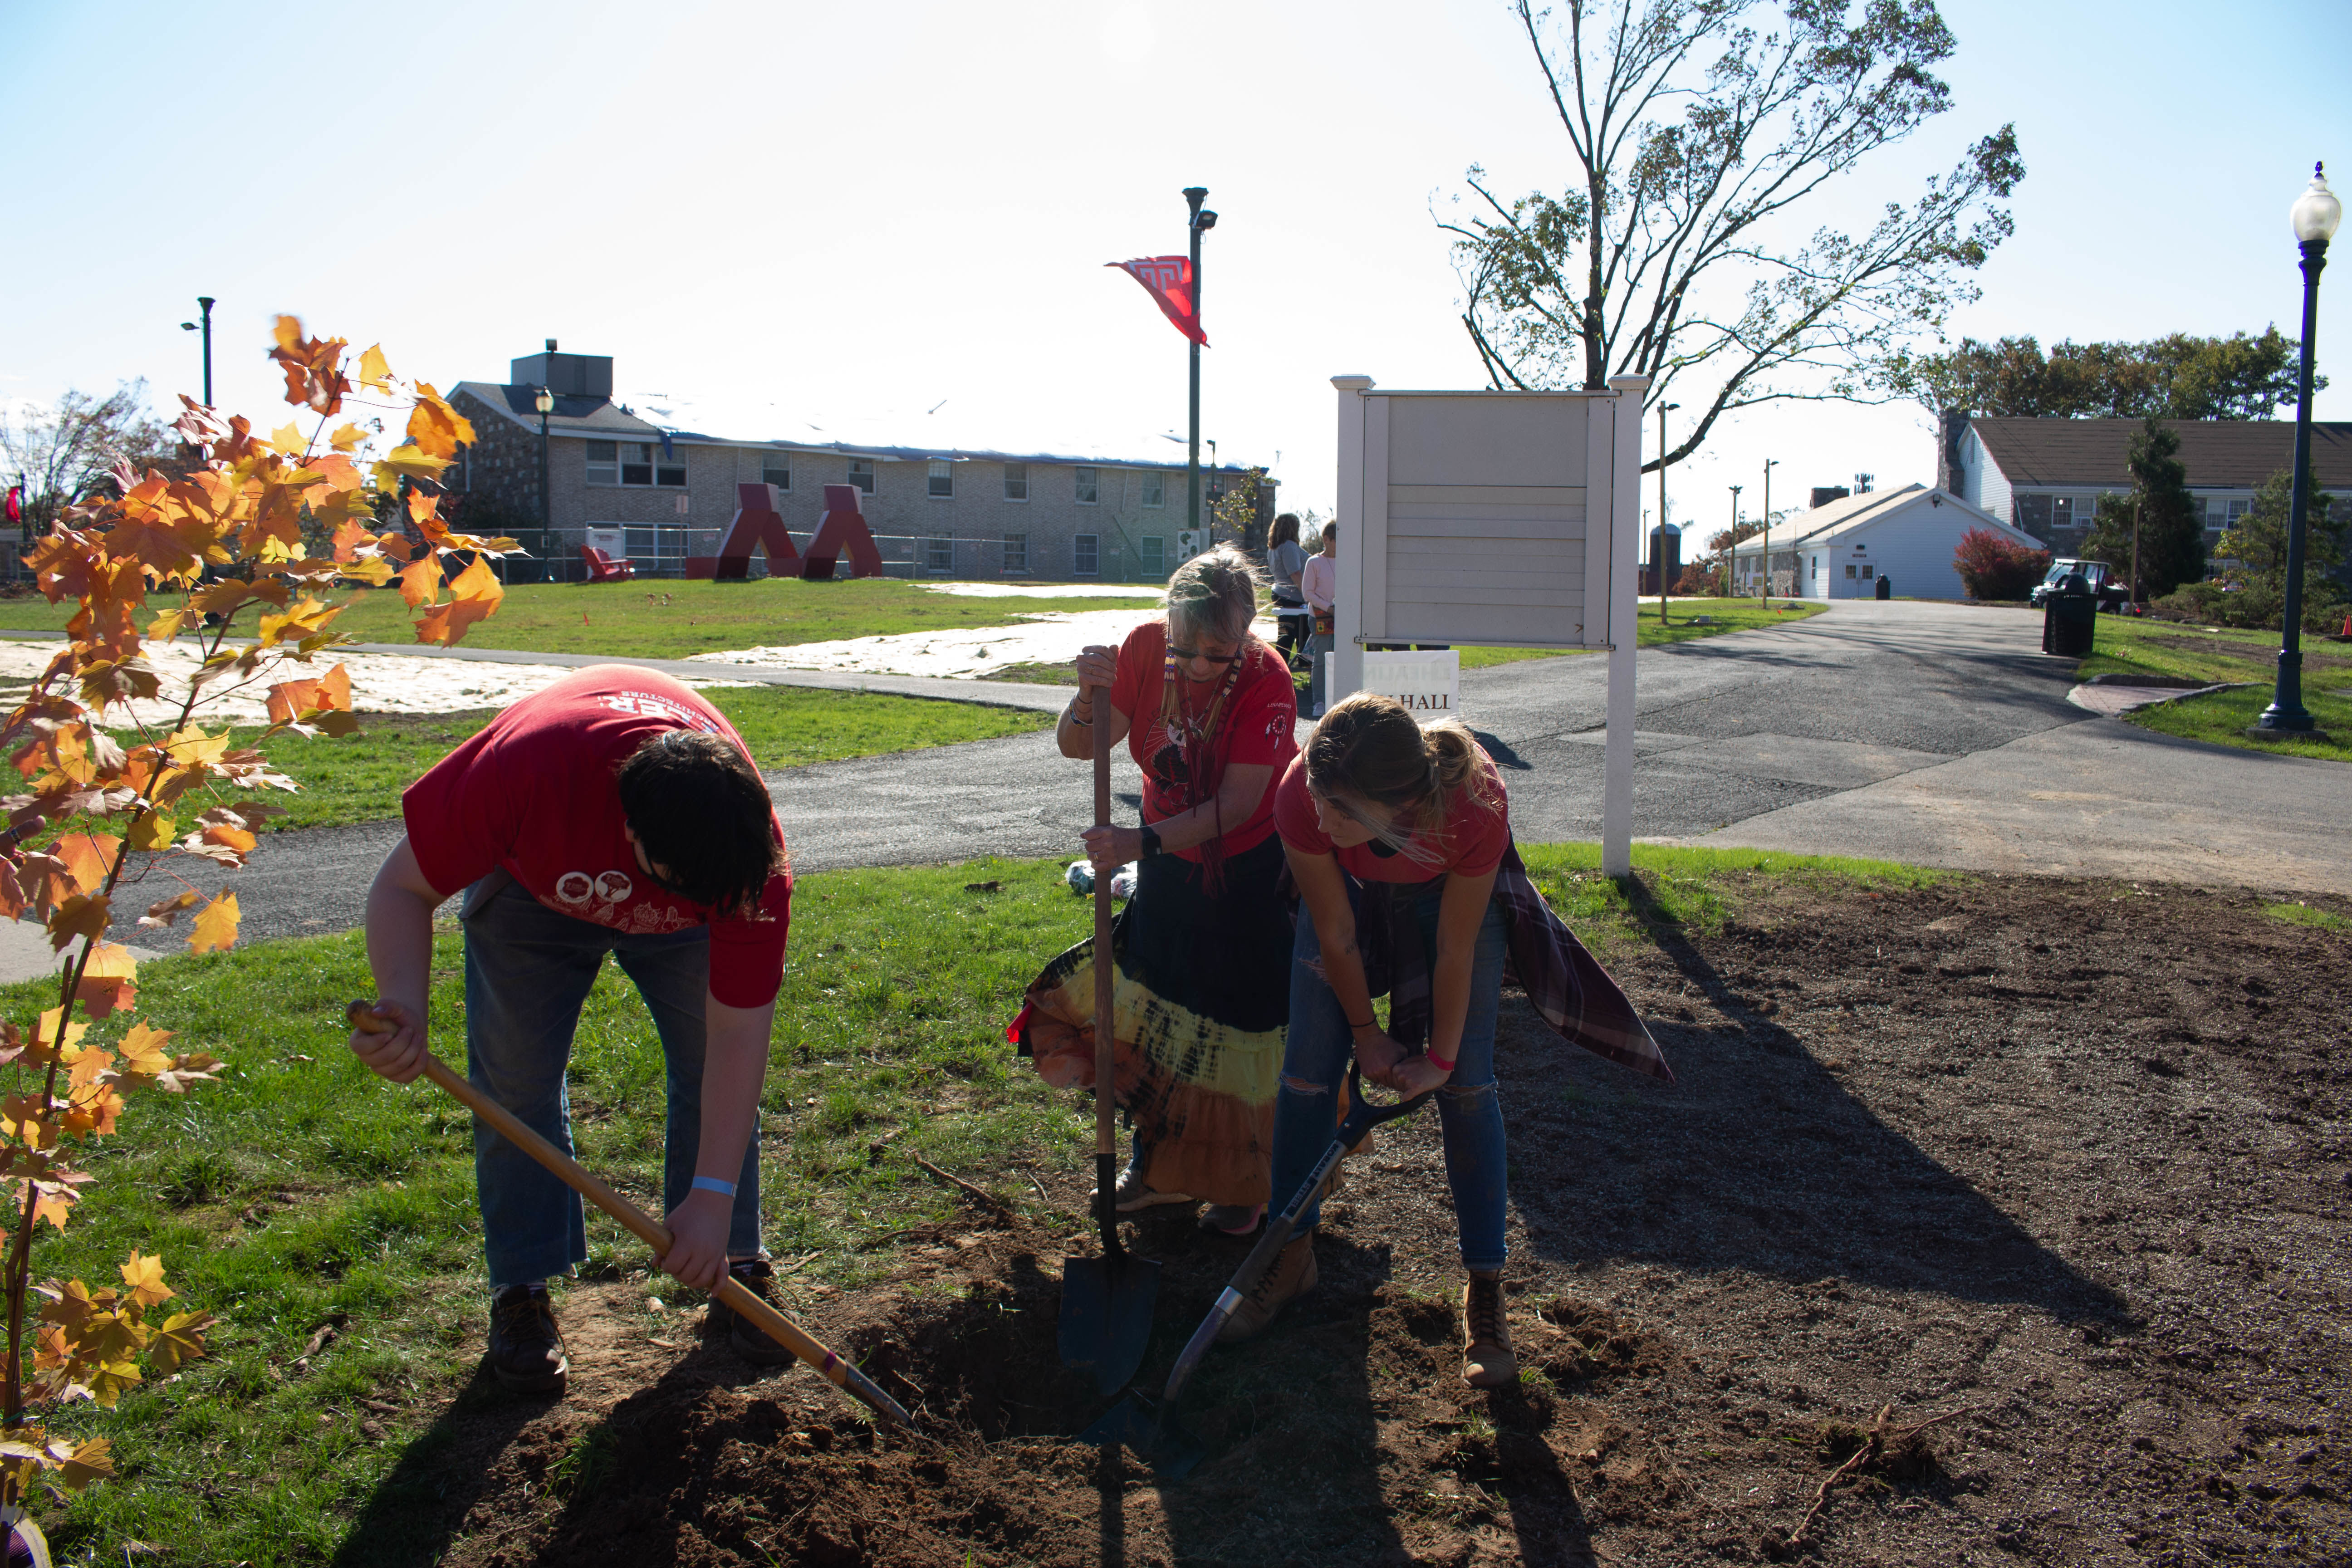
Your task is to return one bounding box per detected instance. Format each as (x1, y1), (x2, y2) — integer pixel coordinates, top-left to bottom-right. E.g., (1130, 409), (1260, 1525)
(1272, 748), (1510, 884)
(1106, 620), (1297, 861)
(403, 666), (793, 1008)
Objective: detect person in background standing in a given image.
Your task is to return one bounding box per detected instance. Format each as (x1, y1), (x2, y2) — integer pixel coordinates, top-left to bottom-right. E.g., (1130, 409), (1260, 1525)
(1301, 521), (1338, 718)
(1265, 512), (1312, 670)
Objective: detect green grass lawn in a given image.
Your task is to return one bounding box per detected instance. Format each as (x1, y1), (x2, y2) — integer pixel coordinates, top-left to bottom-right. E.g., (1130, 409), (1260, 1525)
(29, 687), (1048, 837)
(2074, 614), (2352, 763)
(0, 578), (1158, 661)
(7, 843), (1950, 1564)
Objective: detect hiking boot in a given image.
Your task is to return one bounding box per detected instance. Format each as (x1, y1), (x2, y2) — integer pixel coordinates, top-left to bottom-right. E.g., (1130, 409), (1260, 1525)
(486, 1283), (568, 1394)
(710, 1258), (799, 1367)
(1462, 1272), (1518, 1390)
(1198, 1202), (1265, 1236)
(1217, 1232), (1317, 1342)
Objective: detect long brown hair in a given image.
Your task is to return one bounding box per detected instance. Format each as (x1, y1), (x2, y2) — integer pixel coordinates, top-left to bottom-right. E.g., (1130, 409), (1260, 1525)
(1303, 693), (1493, 860)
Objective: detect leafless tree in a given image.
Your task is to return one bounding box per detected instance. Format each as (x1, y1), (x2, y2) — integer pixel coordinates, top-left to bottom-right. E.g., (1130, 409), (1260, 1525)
(1441, 0), (2024, 472)
(0, 382), (179, 533)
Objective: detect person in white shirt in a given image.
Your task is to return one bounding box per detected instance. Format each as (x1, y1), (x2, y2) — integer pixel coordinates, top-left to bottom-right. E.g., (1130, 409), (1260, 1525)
(1300, 522), (1338, 717)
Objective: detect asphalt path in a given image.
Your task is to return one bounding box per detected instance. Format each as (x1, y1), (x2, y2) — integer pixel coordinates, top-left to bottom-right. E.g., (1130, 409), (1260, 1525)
(157, 598), (2125, 947)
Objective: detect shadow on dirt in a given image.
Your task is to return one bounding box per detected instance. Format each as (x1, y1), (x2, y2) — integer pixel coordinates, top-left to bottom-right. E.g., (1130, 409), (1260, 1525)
(326, 1362), (563, 1568)
(1505, 880), (2129, 1327)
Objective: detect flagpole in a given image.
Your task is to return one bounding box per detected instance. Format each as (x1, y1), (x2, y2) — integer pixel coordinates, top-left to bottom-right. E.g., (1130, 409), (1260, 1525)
(1185, 186), (1208, 550)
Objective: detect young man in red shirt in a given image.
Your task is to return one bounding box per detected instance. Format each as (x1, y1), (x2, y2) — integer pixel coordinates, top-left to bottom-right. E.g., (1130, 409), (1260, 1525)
(345, 666), (793, 1392)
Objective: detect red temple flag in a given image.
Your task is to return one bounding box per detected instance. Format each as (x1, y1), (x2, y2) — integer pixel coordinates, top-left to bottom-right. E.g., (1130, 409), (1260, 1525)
(1108, 255), (1207, 347)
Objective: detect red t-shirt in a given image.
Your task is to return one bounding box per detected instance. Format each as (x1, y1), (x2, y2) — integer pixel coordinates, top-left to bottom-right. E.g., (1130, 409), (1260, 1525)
(1272, 747), (1510, 883)
(1106, 620), (1297, 860)
(403, 666), (793, 1009)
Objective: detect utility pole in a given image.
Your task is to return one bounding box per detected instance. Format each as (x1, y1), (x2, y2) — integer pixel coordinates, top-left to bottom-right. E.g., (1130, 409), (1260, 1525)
(1761, 457), (1778, 607)
(2131, 497), (2143, 612)
(1184, 187), (1216, 552)
(1728, 483), (1743, 608)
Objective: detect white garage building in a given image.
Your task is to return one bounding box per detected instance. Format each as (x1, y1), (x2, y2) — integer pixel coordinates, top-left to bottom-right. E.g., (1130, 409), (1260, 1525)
(1730, 483), (2041, 601)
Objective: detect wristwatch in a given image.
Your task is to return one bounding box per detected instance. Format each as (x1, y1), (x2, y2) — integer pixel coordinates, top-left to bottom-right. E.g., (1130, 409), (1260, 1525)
(1139, 824), (1163, 859)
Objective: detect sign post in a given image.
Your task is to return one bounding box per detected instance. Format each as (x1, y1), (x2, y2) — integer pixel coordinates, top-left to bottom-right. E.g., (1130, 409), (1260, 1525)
(1329, 374), (1650, 875)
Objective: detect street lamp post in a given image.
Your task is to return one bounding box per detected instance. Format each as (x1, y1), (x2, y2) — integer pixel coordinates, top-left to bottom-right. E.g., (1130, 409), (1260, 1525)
(1656, 402), (1679, 621)
(1184, 187), (1215, 551)
(1761, 457), (1779, 607)
(534, 385), (554, 542)
(178, 296), (216, 407)
(1727, 485), (1743, 608)
(2252, 163), (2341, 739)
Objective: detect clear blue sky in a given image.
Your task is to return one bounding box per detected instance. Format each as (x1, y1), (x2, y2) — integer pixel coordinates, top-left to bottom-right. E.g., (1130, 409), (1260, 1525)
(3, 0), (2347, 532)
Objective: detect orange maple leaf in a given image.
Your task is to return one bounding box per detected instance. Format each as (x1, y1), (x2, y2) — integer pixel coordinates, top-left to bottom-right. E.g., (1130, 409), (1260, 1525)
(270, 315), (348, 416)
(414, 554), (505, 647)
(186, 894), (239, 955)
(71, 943), (137, 1021)
(46, 895), (110, 953)
(405, 385), (475, 461)
(51, 833), (120, 898)
(397, 552), (443, 611)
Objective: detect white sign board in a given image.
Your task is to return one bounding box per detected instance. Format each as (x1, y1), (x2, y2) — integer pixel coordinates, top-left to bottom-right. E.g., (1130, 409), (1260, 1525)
(1329, 375), (1649, 874)
(1358, 648), (1460, 721)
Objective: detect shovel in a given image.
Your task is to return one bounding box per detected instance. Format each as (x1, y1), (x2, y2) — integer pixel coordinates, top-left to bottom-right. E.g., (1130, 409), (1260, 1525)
(1057, 680), (1159, 1396)
(1078, 1061), (1430, 1479)
(345, 1002), (913, 1432)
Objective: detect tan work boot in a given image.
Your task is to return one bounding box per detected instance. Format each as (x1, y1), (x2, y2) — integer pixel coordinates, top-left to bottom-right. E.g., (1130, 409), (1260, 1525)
(1462, 1271), (1517, 1389)
(1217, 1231), (1318, 1342)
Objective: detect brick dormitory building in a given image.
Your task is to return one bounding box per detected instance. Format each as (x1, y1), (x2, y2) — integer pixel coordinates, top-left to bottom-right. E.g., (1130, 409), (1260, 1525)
(446, 346), (1275, 583)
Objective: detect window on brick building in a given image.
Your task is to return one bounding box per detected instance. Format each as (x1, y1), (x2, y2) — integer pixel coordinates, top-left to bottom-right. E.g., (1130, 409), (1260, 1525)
(928, 460), (954, 499)
(762, 460), (790, 492)
(1003, 533), (1028, 573)
(926, 535), (954, 572)
(1074, 534), (1099, 575)
(586, 441), (619, 486)
(1003, 463), (1028, 501)
(1139, 536), (1165, 577)
(1075, 466), (1099, 505)
(1141, 471), (1165, 509)
(848, 459), (875, 494)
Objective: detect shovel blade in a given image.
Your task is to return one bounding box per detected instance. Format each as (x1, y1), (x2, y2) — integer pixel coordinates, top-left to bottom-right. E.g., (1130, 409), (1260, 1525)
(1074, 1394), (1207, 1482)
(1058, 1251), (1160, 1396)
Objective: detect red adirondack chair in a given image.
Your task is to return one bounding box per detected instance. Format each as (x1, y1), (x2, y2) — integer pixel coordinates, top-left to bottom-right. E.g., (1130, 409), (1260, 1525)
(579, 545), (635, 583)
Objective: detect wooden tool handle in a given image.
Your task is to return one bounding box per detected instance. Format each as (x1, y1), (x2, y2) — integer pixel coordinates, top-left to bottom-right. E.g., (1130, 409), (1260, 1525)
(1090, 681), (1116, 1160)
(347, 1002), (912, 1431)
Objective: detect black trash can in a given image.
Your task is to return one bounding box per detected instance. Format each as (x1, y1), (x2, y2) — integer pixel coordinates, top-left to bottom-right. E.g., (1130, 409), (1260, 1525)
(1874, 573), (1892, 600)
(2040, 576), (2097, 657)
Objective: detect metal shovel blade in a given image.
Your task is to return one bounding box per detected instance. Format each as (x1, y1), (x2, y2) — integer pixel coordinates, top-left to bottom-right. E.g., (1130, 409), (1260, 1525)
(1059, 1250), (1160, 1396)
(1074, 1392), (1206, 1482)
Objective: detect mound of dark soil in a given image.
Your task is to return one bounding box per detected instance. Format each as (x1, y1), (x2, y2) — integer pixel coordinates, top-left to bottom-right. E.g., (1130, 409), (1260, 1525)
(386, 875), (2352, 1566)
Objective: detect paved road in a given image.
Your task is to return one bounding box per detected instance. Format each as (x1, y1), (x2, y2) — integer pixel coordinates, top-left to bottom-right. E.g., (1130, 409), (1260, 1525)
(73, 599), (2352, 959)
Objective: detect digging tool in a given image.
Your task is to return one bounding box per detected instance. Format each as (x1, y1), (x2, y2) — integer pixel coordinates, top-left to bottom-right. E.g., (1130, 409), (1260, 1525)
(344, 1001), (914, 1432)
(1077, 1062), (1430, 1479)
(1057, 678), (1159, 1396)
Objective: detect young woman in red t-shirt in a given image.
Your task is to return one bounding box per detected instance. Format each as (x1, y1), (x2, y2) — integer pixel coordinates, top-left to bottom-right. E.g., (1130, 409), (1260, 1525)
(1012, 544), (1298, 1235)
(1225, 692), (1521, 1387)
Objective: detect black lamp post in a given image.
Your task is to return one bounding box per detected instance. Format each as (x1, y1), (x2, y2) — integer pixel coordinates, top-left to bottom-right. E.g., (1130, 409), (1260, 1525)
(534, 385), (554, 534)
(2251, 163), (2341, 739)
(1655, 402), (1679, 621)
(1184, 187), (1215, 549)
(178, 296), (215, 407)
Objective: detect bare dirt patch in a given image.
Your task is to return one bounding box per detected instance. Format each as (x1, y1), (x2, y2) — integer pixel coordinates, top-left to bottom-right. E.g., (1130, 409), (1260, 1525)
(368, 875), (2351, 1566)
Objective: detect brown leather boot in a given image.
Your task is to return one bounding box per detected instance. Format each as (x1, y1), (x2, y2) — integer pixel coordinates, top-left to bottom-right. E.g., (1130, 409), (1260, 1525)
(1462, 1272), (1517, 1390)
(1217, 1231), (1318, 1342)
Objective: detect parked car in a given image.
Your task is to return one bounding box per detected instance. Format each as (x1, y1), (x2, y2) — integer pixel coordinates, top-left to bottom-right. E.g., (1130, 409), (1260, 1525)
(2031, 558), (2131, 612)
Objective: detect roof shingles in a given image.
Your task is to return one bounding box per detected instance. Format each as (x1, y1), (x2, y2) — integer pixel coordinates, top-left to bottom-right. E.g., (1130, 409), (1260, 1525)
(1972, 417), (2352, 489)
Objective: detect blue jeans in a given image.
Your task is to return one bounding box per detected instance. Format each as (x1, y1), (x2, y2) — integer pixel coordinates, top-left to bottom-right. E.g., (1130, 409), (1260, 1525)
(1274, 882), (1510, 1271)
(461, 874), (763, 1287)
(1308, 631), (1333, 713)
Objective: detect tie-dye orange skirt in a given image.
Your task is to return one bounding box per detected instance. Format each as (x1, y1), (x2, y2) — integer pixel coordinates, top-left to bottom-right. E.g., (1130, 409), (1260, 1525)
(1010, 832), (1290, 1208)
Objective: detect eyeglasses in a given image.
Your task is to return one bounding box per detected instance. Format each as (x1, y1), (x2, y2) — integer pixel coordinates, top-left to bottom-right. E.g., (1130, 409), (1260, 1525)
(1168, 645), (1244, 665)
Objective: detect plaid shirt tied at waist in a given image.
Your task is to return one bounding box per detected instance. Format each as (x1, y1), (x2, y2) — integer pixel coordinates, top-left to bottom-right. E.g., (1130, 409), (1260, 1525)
(1351, 839), (1672, 1083)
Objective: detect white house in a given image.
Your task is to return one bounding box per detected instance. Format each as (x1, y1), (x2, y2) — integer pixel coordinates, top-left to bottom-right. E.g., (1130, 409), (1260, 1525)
(1730, 484), (2041, 601)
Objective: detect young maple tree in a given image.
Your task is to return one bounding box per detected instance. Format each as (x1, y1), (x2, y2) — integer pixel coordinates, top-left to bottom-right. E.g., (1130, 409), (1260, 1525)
(0, 318), (510, 1539)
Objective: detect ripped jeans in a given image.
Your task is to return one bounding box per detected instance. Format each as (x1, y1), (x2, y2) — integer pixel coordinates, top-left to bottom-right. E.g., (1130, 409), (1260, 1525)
(1274, 882), (1509, 1272)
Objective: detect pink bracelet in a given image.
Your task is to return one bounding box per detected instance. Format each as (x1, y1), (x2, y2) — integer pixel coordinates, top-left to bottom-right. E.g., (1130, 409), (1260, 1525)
(1425, 1052), (1456, 1072)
